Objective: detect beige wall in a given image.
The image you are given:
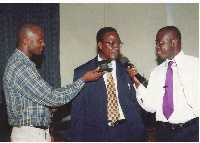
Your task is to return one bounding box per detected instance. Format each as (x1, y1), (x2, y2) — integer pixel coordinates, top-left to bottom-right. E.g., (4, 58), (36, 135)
(60, 3), (199, 86)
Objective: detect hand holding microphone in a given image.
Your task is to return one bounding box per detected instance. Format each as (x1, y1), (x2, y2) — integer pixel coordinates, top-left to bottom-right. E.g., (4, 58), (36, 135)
(119, 56), (145, 87)
(126, 67), (141, 88)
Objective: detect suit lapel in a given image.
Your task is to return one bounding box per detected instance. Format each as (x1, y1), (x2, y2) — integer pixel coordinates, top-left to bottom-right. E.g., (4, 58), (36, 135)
(116, 60), (127, 100)
(91, 57), (107, 116)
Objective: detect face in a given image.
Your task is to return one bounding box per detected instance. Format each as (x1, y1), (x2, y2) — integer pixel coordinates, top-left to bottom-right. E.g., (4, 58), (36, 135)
(155, 31), (175, 60)
(27, 26), (45, 57)
(98, 31), (121, 60)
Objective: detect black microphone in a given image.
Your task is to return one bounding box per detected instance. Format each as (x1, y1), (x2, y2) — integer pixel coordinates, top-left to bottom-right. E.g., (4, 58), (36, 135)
(119, 56), (145, 84)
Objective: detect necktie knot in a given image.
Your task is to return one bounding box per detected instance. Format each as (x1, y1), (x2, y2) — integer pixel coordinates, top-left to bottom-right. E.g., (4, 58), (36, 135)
(168, 61), (173, 67)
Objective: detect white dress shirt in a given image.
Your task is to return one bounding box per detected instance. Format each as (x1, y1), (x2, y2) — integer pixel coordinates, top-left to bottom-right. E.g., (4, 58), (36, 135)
(134, 51), (199, 123)
(98, 55), (125, 120)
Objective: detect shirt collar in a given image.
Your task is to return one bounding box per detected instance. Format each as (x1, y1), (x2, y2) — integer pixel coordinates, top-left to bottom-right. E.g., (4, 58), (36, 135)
(165, 50), (184, 67)
(97, 54), (116, 68)
(16, 49), (36, 67)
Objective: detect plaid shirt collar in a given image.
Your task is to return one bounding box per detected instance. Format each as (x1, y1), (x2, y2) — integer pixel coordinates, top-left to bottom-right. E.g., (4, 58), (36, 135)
(16, 49), (36, 67)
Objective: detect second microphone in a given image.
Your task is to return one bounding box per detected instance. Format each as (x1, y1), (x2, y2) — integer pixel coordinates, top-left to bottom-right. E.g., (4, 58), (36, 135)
(119, 56), (145, 84)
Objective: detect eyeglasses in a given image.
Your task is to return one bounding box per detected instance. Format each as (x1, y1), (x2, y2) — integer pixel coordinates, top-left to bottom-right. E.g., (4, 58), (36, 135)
(104, 41), (123, 48)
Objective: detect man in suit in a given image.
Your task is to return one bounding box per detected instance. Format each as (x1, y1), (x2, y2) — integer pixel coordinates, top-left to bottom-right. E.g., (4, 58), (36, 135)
(70, 27), (144, 142)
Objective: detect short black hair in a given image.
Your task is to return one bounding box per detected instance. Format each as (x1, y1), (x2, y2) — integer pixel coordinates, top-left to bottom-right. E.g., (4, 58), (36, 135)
(157, 26), (181, 44)
(96, 27), (118, 44)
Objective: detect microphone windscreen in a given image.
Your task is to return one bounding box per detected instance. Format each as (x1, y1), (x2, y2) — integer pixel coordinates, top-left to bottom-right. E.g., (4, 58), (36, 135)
(119, 56), (129, 66)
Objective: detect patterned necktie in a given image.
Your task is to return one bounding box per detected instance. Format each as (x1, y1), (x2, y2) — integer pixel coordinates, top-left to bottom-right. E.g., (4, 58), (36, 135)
(163, 61), (174, 119)
(107, 72), (120, 122)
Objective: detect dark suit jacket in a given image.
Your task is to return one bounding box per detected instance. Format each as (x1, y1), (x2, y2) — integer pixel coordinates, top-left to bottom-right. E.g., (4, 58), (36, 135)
(70, 57), (144, 142)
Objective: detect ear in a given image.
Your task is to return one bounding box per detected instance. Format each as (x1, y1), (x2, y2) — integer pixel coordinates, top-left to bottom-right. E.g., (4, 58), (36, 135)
(23, 38), (30, 46)
(98, 42), (103, 50)
(172, 39), (178, 47)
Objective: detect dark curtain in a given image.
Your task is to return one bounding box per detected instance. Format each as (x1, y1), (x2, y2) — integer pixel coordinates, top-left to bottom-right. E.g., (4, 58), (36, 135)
(0, 3), (60, 141)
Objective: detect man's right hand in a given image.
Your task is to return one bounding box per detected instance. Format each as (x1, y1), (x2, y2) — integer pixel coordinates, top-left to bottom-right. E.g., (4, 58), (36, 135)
(126, 66), (141, 88)
(82, 67), (105, 82)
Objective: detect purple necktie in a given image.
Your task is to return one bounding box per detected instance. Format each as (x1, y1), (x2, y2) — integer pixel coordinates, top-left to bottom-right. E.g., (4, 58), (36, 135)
(163, 61), (174, 119)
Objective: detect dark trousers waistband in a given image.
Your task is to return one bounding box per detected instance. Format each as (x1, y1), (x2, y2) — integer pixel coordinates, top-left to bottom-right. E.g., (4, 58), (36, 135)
(160, 117), (199, 129)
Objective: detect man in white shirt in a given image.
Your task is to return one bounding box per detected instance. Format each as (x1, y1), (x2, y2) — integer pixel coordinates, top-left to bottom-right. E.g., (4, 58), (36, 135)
(127, 26), (199, 142)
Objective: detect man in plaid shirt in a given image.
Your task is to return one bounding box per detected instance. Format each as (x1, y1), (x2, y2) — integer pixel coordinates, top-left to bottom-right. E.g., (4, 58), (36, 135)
(3, 23), (104, 142)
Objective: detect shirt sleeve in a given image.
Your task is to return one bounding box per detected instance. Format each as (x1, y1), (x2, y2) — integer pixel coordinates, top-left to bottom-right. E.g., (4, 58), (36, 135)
(134, 74), (157, 113)
(15, 64), (85, 107)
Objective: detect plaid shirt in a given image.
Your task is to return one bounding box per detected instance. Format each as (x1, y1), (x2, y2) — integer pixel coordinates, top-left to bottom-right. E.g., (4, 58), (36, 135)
(3, 49), (85, 126)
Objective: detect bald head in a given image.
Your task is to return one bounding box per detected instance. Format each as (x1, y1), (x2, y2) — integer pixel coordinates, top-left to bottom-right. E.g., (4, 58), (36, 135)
(18, 24), (41, 44)
(17, 23), (45, 58)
